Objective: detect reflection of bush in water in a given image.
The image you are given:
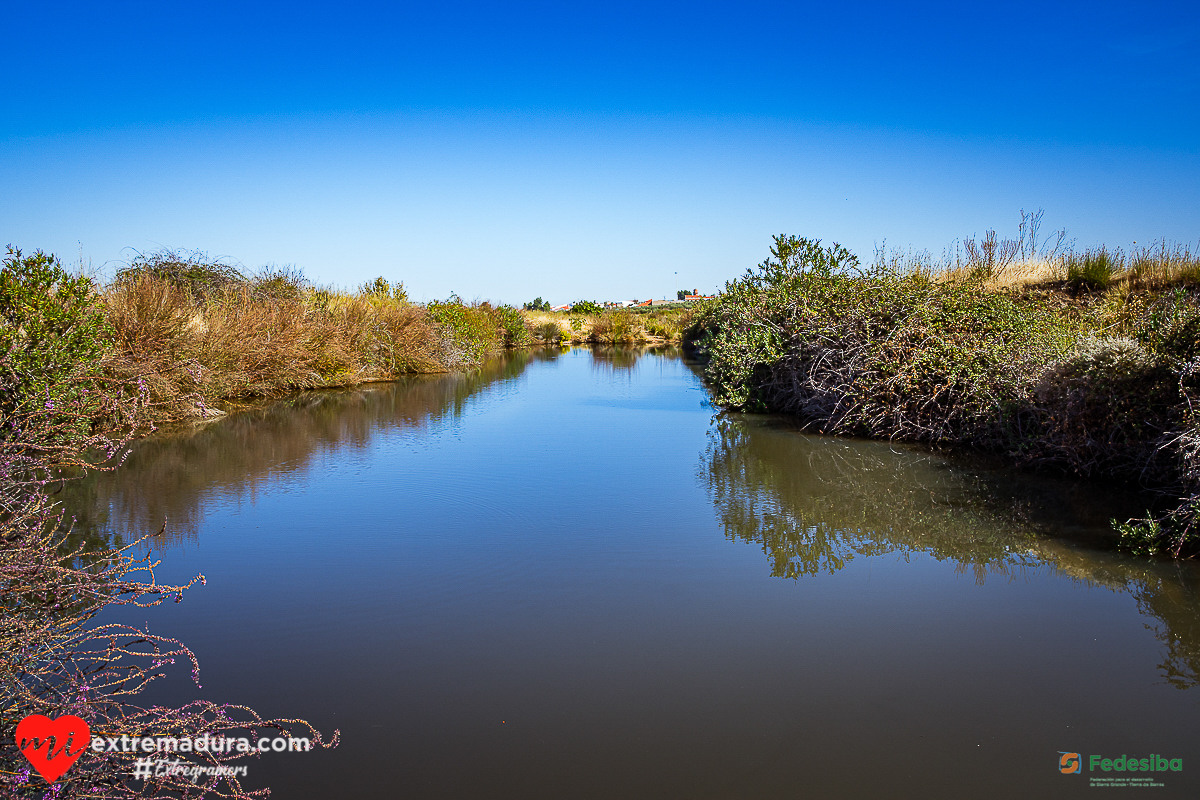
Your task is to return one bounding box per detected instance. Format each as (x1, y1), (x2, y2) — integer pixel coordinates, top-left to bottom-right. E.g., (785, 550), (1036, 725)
(60, 351), (544, 548)
(1131, 573), (1200, 689)
(702, 416), (1200, 686)
(590, 345), (681, 374)
(702, 417), (1042, 579)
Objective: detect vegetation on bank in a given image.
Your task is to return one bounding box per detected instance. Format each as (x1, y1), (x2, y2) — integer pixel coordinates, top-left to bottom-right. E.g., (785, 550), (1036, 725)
(522, 304), (692, 347)
(0, 248), (336, 798)
(1, 246), (695, 426)
(685, 227), (1200, 559)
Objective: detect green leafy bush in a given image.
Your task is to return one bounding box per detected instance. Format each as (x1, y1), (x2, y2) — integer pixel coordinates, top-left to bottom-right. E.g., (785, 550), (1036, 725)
(427, 296), (503, 366)
(359, 276), (409, 302)
(492, 304), (532, 347)
(686, 234), (1078, 447)
(1133, 290), (1200, 363)
(0, 247), (111, 429)
(569, 300), (603, 315)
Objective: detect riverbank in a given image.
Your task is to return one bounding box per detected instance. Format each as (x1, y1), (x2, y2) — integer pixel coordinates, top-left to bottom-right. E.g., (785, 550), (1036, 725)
(1, 247), (693, 428)
(684, 235), (1200, 558)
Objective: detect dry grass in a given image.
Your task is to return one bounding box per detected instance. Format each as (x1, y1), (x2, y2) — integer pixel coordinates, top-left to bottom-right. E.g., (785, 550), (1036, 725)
(589, 310), (648, 344)
(101, 273), (450, 422)
(520, 307), (692, 344)
(933, 241), (1200, 293)
(1127, 240), (1200, 290)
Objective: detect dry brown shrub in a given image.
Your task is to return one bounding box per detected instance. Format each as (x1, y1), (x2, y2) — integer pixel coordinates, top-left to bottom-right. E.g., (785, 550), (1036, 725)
(99, 274), (449, 422)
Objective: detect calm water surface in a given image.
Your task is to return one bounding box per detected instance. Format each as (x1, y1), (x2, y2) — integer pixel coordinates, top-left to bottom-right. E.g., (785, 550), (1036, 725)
(64, 348), (1200, 798)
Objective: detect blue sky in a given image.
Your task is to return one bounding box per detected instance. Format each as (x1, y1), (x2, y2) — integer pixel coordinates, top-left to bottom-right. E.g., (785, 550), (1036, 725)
(2, 1), (1198, 303)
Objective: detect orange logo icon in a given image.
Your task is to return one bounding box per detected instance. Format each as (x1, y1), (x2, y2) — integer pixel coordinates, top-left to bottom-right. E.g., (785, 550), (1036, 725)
(1059, 752), (1081, 774)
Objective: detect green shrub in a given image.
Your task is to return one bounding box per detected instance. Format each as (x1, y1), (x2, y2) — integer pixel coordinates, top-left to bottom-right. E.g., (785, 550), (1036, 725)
(687, 234), (1077, 447)
(1134, 289), (1200, 363)
(0, 246), (111, 434)
(1115, 513), (1167, 556)
(523, 297), (552, 311)
(427, 296), (502, 366)
(491, 304), (532, 347)
(569, 300), (603, 315)
(359, 276), (409, 302)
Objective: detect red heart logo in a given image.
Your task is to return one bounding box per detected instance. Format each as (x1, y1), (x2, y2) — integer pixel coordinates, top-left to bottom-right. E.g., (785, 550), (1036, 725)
(16, 714), (90, 784)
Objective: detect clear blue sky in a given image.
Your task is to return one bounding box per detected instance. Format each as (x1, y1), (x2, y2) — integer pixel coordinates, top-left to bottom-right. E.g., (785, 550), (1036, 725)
(3, 1), (1198, 304)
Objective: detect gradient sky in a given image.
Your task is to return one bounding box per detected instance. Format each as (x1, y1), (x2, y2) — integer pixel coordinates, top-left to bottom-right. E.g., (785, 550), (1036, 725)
(3, 1), (1198, 304)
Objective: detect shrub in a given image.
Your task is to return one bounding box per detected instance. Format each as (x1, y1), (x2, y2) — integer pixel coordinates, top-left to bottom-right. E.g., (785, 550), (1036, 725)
(570, 300), (603, 315)
(1135, 290), (1200, 363)
(1033, 337), (1179, 477)
(492, 304), (532, 347)
(687, 234), (1077, 446)
(0, 247), (112, 442)
(0, 364), (337, 798)
(590, 310), (647, 344)
(427, 295), (503, 367)
(534, 320), (565, 343)
(114, 249), (244, 296)
(251, 264), (309, 301)
(359, 276), (409, 302)
(523, 297), (552, 311)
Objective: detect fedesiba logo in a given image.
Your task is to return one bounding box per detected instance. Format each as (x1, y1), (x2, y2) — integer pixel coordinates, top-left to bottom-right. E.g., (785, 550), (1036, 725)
(1059, 752), (1082, 774)
(1058, 750), (1182, 774)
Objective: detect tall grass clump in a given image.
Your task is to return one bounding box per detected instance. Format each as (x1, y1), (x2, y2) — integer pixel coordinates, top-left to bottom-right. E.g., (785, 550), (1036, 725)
(1065, 247), (1122, 290)
(1127, 240), (1200, 290)
(533, 319), (566, 344)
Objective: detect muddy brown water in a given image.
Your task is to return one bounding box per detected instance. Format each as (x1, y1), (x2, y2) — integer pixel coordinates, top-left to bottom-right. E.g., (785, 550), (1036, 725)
(63, 347), (1200, 798)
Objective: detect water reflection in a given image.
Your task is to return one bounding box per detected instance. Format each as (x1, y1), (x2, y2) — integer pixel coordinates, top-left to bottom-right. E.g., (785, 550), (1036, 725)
(60, 349), (1200, 694)
(702, 414), (1200, 687)
(61, 350), (546, 549)
(589, 345), (679, 374)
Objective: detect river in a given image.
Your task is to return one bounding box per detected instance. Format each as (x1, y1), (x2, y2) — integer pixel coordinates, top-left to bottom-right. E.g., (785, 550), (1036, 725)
(62, 347), (1200, 798)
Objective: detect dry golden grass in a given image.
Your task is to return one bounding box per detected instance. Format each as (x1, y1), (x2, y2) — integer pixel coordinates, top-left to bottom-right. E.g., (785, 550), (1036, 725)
(1126, 241), (1200, 290)
(983, 259), (1064, 289)
(520, 307), (691, 344)
(937, 258), (1063, 290)
(100, 273), (447, 422)
(934, 242), (1200, 294)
